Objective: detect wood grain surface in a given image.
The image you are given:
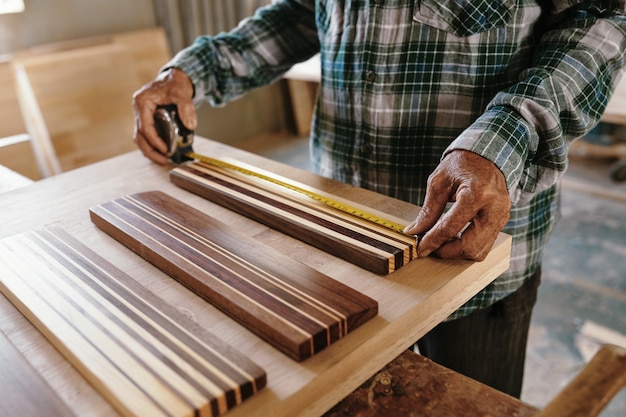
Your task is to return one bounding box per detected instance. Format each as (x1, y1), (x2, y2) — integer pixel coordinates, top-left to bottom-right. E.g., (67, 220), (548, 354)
(90, 191), (379, 362)
(324, 349), (539, 417)
(0, 328), (76, 417)
(0, 228), (266, 417)
(170, 160), (418, 275)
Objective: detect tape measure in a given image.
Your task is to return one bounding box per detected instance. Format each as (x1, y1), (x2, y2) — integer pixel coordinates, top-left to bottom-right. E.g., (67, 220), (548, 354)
(153, 105), (409, 235)
(186, 151), (409, 235)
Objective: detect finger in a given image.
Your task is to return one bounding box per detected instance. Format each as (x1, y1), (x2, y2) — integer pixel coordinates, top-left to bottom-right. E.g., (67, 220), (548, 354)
(177, 100), (198, 131)
(416, 188), (477, 257)
(432, 201), (510, 261)
(138, 103), (169, 154)
(403, 178), (451, 236)
(134, 131), (169, 165)
(132, 88), (169, 154)
(432, 221), (491, 261)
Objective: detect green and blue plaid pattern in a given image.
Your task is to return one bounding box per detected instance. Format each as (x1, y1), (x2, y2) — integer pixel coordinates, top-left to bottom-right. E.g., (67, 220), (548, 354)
(168, 0), (626, 319)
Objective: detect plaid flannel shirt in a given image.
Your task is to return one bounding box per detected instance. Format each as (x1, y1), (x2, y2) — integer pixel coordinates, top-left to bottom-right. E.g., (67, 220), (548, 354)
(167, 0), (626, 319)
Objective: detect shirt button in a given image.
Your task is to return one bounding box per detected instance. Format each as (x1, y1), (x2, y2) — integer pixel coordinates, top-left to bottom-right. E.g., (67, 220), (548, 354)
(360, 143), (373, 155)
(365, 71), (377, 82)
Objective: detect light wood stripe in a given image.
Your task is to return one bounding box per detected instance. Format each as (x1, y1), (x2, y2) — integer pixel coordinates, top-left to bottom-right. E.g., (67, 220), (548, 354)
(170, 161), (417, 274)
(0, 228), (266, 417)
(89, 191), (379, 361)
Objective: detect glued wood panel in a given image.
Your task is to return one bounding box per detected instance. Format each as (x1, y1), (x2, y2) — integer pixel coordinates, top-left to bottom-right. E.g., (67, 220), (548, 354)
(170, 160), (417, 275)
(89, 191), (378, 361)
(0, 228), (266, 417)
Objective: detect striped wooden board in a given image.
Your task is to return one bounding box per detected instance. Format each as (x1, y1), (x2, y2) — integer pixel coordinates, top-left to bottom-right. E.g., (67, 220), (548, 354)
(0, 228), (266, 417)
(89, 191), (379, 361)
(0, 329), (76, 417)
(170, 160), (418, 275)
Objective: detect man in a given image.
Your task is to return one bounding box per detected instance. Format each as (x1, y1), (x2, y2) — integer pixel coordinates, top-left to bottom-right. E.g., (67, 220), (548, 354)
(133, 0), (626, 397)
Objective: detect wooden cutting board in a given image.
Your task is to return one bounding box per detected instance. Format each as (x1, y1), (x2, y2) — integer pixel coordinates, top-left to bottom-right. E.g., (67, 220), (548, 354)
(89, 191), (379, 361)
(0, 228), (266, 417)
(170, 160), (417, 275)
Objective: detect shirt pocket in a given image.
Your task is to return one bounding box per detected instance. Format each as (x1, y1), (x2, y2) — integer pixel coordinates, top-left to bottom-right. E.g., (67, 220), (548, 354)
(413, 0), (515, 37)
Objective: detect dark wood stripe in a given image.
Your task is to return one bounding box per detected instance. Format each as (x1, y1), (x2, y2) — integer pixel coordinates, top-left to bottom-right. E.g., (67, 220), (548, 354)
(0, 228), (266, 417)
(90, 191), (378, 361)
(171, 162), (417, 274)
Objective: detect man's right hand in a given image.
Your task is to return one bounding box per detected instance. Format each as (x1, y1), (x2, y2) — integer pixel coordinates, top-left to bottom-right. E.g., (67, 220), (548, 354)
(132, 67), (197, 165)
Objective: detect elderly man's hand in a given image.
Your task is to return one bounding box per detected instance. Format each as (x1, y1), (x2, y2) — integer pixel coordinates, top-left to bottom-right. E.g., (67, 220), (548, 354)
(404, 150), (511, 261)
(132, 68), (196, 165)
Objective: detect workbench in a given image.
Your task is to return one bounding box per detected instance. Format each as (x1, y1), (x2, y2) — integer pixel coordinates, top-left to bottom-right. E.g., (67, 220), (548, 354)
(0, 137), (511, 417)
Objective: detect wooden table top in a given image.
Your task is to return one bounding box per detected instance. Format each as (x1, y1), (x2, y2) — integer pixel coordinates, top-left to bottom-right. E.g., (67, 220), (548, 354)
(0, 137), (511, 417)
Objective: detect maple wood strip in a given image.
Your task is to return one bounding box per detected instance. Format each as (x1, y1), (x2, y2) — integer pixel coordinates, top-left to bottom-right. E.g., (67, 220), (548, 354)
(171, 162), (414, 274)
(0, 228), (266, 417)
(89, 191), (379, 361)
(0, 329), (76, 417)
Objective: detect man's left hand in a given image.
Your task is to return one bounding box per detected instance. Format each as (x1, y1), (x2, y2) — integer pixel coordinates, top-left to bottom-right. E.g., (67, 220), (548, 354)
(404, 150), (511, 261)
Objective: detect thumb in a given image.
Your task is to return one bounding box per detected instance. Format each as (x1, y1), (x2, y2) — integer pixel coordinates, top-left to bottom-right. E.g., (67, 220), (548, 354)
(177, 101), (198, 131)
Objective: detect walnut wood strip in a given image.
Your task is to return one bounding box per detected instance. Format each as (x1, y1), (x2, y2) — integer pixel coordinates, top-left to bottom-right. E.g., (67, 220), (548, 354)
(0, 329), (76, 417)
(0, 228), (266, 417)
(89, 191), (378, 361)
(170, 161), (417, 275)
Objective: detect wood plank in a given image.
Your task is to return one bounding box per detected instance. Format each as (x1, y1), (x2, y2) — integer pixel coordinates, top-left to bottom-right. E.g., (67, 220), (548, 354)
(0, 328), (76, 417)
(89, 191), (379, 361)
(536, 344), (626, 417)
(0, 227), (266, 417)
(170, 160), (417, 275)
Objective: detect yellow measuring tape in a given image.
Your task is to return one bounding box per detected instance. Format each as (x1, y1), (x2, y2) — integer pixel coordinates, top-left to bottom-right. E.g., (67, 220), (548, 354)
(186, 151), (409, 234)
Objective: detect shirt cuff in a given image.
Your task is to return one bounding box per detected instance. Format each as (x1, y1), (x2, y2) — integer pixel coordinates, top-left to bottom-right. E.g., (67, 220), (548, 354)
(444, 106), (531, 201)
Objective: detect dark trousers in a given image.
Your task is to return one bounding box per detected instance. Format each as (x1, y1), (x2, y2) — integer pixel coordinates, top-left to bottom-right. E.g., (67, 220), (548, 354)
(416, 268), (541, 398)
